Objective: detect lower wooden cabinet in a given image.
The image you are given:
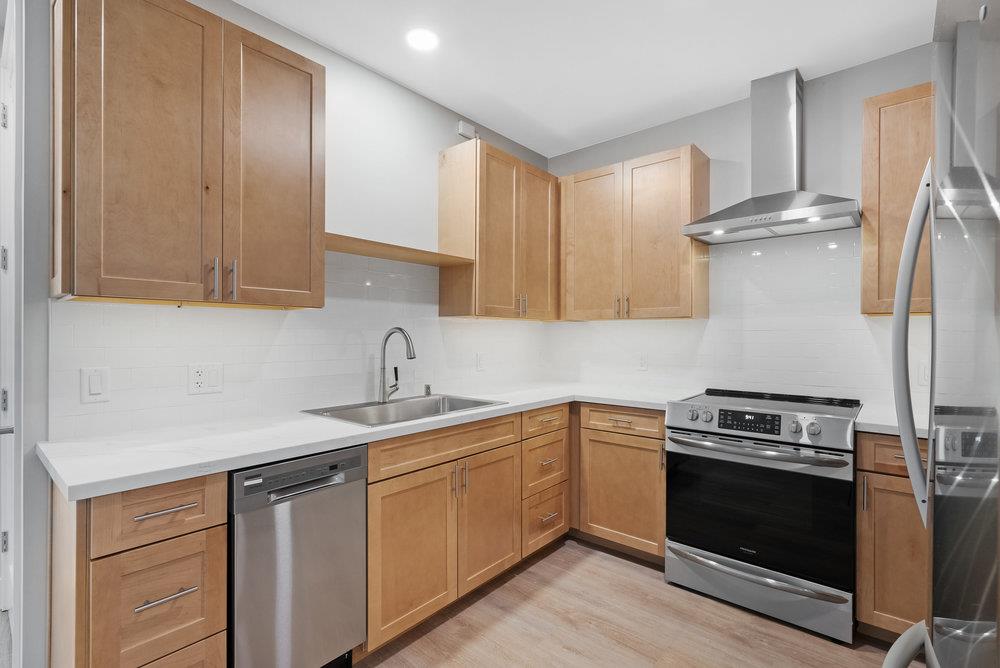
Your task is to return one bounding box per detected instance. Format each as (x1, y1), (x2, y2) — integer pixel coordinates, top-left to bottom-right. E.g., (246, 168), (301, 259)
(579, 427), (666, 556)
(367, 460), (459, 650)
(144, 632), (226, 668)
(856, 470), (929, 634)
(522, 481), (570, 557)
(457, 444), (522, 596)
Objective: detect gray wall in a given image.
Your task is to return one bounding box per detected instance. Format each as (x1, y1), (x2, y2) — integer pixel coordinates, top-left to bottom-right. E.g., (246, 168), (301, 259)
(189, 0), (548, 254)
(548, 43), (935, 212)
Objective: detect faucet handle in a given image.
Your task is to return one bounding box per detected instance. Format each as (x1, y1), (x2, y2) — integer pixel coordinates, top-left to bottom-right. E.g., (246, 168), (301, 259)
(424, 384), (432, 396)
(393, 366), (399, 384)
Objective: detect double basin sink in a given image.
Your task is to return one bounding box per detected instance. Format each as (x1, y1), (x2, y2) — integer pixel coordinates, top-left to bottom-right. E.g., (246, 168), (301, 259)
(304, 394), (504, 428)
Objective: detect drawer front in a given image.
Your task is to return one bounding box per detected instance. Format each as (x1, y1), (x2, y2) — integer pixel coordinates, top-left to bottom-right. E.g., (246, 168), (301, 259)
(144, 631), (226, 667)
(90, 527), (227, 668)
(522, 482), (569, 557)
(581, 403), (664, 438)
(522, 403), (569, 438)
(521, 429), (569, 498)
(368, 413), (522, 482)
(857, 432), (928, 476)
(90, 473), (227, 558)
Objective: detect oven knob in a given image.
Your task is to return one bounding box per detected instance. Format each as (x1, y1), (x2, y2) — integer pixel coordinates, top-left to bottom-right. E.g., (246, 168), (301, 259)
(789, 420), (802, 434)
(806, 422), (822, 436)
(701, 410), (714, 423)
(687, 408), (700, 421)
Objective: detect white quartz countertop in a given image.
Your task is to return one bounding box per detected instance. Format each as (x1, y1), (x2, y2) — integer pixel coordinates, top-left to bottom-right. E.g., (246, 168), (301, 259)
(37, 382), (923, 502)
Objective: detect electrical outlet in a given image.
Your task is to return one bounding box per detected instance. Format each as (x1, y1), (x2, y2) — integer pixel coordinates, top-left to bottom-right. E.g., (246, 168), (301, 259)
(80, 367), (110, 404)
(474, 352), (485, 373)
(188, 363), (223, 395)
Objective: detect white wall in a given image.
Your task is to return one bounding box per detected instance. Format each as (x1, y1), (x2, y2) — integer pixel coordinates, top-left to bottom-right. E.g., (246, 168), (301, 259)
(49, 254), (547, 440)
(187, 0), (547, 254)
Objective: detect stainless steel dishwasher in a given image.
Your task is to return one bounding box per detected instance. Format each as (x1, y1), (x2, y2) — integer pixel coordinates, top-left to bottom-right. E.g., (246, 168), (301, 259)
(231, 445), (367, 667)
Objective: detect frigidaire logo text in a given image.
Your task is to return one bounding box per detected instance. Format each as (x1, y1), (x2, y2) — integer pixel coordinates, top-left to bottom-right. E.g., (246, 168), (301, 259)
(738, 546), (757, 555)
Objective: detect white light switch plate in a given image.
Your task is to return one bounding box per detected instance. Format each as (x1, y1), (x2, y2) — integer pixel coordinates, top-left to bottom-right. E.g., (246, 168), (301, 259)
(188, 363), (223, 395)
(80, 367), (110, 404)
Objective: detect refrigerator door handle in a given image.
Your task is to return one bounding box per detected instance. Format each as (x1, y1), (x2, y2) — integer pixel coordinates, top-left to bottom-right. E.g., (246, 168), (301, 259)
(883, 621), (941, 668)
(890, 157), (933, 527)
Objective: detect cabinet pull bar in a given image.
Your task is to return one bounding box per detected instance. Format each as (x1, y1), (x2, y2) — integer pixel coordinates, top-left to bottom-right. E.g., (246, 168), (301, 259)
(463, 462), (469, 493)
(452, 464), (458, 498)
(538, 415), (560, 423)
(660, 447), (666, 470)
(625, 295), (630, 317)
(893, 454), (927, 462)
(523, 295), (528, 316)
(132, 501), (198, 522)
(614, 296), (621, 317)
(862, 474), (868, 512)
(209, 256), (220, 299)
(608, 416), (633, 424)
(538, 511), (559, 523)
(229, 258), (238, 300)
(539, 457), (559, 467)
(134, 585), (199, 614)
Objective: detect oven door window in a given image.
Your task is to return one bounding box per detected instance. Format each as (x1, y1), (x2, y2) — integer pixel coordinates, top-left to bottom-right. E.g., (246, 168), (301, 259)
(667, 452), (854, 591)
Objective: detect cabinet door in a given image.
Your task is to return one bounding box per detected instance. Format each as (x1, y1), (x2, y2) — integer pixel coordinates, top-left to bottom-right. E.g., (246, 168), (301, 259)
(476, 142), (521, 318)
(367, 461), (458, 650)
(520, 163), (559, 320)
(223, 23), (325, 307)
(856, 472), (929, 633)
(623, 147), (703, 318)
(74, 0), (223, 300)
(457, 443), (522, 596)
(561, 164), (623, 320)
(862, 83), (933, 314)
(579, 428), (665, 556)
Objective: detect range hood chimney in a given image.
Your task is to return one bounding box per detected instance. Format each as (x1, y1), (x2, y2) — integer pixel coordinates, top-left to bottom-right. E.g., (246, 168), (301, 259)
(684, 69), (861, 244)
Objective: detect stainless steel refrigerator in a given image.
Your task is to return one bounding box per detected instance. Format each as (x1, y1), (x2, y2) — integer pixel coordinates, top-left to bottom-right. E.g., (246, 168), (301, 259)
(885, 3), (1000, 666)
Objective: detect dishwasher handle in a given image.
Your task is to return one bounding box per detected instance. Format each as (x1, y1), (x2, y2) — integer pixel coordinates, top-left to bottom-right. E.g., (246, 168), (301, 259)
(266, 472), (347, 505)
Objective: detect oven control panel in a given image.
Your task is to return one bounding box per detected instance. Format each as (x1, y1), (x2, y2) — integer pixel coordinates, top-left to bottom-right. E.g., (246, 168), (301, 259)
(718, 409), (781, 435)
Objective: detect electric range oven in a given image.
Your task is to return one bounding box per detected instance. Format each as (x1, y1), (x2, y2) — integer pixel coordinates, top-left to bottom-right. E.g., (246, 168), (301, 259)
(665, 389), (862, 643)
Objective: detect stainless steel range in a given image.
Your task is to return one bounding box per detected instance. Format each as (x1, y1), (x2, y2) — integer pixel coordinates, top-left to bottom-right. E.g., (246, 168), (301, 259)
(664, 388), (862, 643)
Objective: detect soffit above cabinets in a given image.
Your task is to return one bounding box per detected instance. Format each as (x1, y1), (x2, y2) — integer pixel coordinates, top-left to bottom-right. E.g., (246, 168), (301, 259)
(230, 0), (936, 157)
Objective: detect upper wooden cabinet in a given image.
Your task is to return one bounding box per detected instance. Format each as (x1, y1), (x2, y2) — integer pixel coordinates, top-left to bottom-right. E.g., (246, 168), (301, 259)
(438, 139), (560, 320)
(52, 0), (325, 308)
(862, 83), (934, 315)
(561, 145), (709, 320)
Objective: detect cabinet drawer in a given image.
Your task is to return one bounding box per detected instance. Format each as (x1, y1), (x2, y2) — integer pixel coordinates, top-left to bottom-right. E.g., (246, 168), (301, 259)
(857, 432), (928, 477)
(90, 527), (227, 668)
(522, 482), (569, 557)
(521, 429), (569, 498)
(144, 631), (226, 667)
(580, 403), (664, 438)
(368, 413), (521, 482)
(522, 403), (569, 437)
(90, 473), (227, 558)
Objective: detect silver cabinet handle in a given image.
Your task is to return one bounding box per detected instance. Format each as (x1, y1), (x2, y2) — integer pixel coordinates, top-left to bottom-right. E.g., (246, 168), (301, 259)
(608, 416), (633, 424)
(660, 447), (666, 470)
(538, 457), (559, 467)
(625, 295), (630, 317)
(229, 258), (238, 300)
(0, 426), (12, 436)
(523, 294), (528, 316)
(134, 585), (199, 614)
(209, 256), (220, 299)
(893, 453), (927, 462)
(668, 545), (848, 604)
(538, 415), (560, 423)
(614, 296), (621, 317)
(538, 511), (559, 523)
(667, 434), (849, 468)
(132, 501), (198, 522)
(463, 462), (469, 493)
(451, 464), (458, 498)
(862, 474), (868, 512)
(890, 157), (933, 527)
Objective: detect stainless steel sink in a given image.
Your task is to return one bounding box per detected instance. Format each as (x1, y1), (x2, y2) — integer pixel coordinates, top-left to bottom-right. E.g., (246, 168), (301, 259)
(303, 394), (505, 428)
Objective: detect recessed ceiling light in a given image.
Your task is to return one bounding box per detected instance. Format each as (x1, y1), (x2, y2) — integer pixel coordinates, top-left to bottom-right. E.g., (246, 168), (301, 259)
(712, 229), (725, 236)
(406, 28), (439, 51)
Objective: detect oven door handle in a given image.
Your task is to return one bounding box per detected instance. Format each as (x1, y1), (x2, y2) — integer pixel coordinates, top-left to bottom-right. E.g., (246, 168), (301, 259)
(666, 435), (849, 468)
(667, 545), (849, 604)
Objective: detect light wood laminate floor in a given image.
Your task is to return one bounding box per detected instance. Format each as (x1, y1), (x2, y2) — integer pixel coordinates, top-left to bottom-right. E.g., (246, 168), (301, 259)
(360, 539), (909, 667)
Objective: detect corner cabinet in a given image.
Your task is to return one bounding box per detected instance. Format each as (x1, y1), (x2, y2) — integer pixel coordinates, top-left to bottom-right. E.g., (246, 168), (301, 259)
(561, 145), (709, 320)
(52, 0), (325, 308)
(438, 139), (560, 320)
(861, 83), (933, 315)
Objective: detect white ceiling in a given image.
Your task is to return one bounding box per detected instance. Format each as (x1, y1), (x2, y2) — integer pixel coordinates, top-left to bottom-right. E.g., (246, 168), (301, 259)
(233, 0), (937, 158)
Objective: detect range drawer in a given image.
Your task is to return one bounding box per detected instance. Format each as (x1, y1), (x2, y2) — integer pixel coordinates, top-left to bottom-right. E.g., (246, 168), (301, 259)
(521, 429), (569, 498)
(522, 482), (569, 557)
(90, 473), (227, 558)
(857, 432), (928, 477)
(143, 631), (226, 667)
(89, 527), (227, 667)
(522, 403), (569, 438)
(580, 403), (664, 439)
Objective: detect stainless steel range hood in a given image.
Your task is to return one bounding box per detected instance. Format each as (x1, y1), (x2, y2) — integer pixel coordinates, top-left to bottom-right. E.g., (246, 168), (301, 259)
(684, 69), (861, 244)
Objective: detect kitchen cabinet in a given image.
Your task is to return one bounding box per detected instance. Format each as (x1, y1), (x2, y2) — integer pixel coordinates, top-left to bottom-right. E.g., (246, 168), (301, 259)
(439, 139), (560, 319)
(522, 481), (570, 557)
(861, 82), (934, 314)
(561, 145), (709, 320)
(856, 432), (930, 635)
(579, 427), (666, 556)
(52, 0), (325, 307)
